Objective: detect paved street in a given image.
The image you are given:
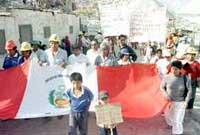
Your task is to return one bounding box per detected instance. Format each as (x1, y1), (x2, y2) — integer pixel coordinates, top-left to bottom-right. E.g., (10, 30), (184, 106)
(0, 87), (200, 135)
(0, 109), (200, 135)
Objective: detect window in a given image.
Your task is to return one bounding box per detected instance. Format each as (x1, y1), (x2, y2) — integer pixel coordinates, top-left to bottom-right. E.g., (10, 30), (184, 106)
(72, 2), (77, 11)
(0, 29), (6, 54)
(19, 24), (33, 43)
(43, 26), (51, 38)
(69, 26), (73, 34)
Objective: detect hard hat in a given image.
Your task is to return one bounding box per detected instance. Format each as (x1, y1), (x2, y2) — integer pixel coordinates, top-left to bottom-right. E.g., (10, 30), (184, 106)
(20, 42), (32, 51)
(30, 40), (41, 46)
(48, 34), (60, 43)
(5, 40), (16, 50)
(186, 47), (197, 54)
(120, 48), (130, 55)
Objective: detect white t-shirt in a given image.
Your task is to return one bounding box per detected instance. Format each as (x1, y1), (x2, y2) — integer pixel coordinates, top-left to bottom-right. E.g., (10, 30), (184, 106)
(86, 49), (100, 65)
(156, 58), (171, 80)
(45, 48), (68, 66)
(68, 53), (90, 65)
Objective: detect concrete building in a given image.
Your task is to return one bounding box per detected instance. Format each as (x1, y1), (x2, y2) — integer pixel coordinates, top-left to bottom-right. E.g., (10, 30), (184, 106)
(0, 8), (81, 67)
(0, 8), (80, 54)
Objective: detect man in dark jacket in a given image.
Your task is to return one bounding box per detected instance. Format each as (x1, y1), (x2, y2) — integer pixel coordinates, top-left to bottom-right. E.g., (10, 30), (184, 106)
(118, 34), (137, 62)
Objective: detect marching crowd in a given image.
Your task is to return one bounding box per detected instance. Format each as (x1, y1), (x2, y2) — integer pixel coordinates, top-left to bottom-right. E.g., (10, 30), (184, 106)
(141, 32), (200, 135)
(1, 31), (200, 135)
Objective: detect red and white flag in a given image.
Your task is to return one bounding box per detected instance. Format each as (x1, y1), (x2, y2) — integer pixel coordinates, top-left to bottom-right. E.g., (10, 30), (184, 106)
(0, 60), (168, 119)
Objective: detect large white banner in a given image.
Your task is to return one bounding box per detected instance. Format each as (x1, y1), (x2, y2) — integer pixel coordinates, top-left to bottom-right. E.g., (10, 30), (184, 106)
(129, 7), (167, 42)
(16, 60), (98, 119)
(98, 1), (167, 42)
(98, 2), (130, 36)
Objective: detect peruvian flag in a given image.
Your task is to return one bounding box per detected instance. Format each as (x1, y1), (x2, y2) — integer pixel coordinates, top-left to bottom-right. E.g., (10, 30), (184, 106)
(0, 60), (168, 119)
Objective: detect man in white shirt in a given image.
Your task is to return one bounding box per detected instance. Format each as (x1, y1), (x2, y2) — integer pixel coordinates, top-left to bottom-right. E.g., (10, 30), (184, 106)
(68, 45), (90, 66)
(30, 40), (48, 65)
(86, 41), (100, 65)
(45, 34), (68, 68)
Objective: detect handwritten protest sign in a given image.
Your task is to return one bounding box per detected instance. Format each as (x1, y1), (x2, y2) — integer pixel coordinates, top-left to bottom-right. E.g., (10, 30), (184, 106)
(129, 7), (167, 42)
(95, 103), (123, 125)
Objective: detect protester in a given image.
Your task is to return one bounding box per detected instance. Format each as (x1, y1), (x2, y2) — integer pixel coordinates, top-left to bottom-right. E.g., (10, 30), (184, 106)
(2, 40), (22, 69)
(65, 72), (94, 135)
(95, 31), (104, 45)
(30, 40), (48, 65)
(104, 36), (118, 57)
(156, 49), (173, 80)
(68, 45), (90, 66)
(144, 41), (153, 63)
(64, 35), (71, 56)
(19, 42), (32, 63)
(161, 60), (192, 135)
(166, 52), (187, 75)
(75, 32), (83, 50)
(150, 49), (163, 64)
(118, 34), (137, 62)
(95, 42), (118, 66)
(166, 34), (176, 56)
(97, 91), (118, 135)
(45, 34), (68, 68)
(82, 33), (91, 54)
(86, 41), (100, 65)
(138, 43), (145, 56)
(118, 48), (132, 65)
(183, 47), (200, 112)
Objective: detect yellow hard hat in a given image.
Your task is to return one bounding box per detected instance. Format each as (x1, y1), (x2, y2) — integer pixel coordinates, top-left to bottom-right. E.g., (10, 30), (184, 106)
(49, 34), (60, 43)
(20, 42), (32, 51)
(186, 47), (197, 54)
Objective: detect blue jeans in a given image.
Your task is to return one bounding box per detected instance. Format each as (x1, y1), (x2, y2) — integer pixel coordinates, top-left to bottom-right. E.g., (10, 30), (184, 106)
(68, 111), (88, 135)
(98, 127), (118, 135)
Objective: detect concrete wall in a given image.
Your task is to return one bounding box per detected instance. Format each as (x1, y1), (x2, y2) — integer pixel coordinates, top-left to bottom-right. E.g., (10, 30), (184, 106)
(0, 9), (80, 67)
(0, 9), (80, 48)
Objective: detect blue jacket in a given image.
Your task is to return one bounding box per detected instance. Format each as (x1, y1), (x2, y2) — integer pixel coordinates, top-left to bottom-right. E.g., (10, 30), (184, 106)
(66, 86), (94, 112)
(2, 52), (22, 69)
